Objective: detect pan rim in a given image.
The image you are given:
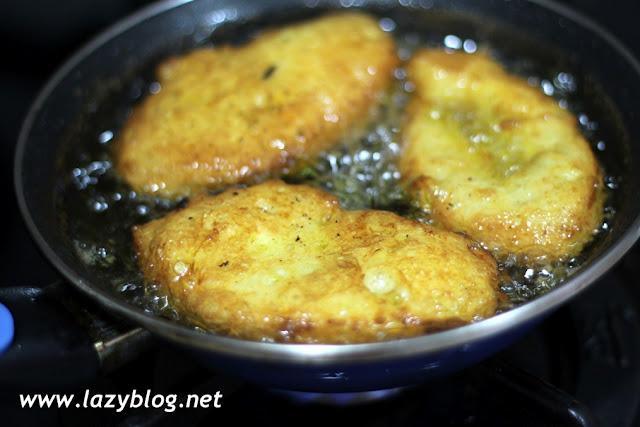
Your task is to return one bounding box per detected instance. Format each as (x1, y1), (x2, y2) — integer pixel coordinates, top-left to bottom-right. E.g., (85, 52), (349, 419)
(14, 0), (640, 364)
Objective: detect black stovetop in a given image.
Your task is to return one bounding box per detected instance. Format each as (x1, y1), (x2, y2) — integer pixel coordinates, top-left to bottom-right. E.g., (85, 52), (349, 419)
(5, 260), (640, 426)
(2, 1), (640, 426)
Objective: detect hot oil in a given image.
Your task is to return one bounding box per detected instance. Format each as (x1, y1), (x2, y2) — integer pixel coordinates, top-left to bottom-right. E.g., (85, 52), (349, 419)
(57, 14), (617, 324)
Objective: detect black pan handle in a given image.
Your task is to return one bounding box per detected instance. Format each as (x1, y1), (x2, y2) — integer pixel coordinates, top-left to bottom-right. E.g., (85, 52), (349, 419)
(0, 282), (154, 391)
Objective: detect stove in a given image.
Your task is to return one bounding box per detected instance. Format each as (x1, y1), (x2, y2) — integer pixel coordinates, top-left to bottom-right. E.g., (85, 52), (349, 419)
(3, 267), (640, 426)
(1, 1), (640, 426)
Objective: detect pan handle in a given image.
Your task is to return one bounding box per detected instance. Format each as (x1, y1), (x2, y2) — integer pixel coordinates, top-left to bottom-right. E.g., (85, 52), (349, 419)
(0, 302), (14, 355)
(0, 281), (154, 391)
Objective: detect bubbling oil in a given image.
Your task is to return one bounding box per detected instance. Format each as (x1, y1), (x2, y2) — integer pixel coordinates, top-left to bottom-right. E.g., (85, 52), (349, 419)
(59, 16), (617, 324)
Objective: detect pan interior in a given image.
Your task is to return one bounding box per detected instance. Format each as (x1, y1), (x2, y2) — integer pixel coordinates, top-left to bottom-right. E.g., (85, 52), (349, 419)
(18, 0), (638, 344)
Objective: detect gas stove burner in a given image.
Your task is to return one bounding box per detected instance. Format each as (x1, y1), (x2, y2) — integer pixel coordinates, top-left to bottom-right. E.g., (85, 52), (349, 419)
(269, 387), (408, 406)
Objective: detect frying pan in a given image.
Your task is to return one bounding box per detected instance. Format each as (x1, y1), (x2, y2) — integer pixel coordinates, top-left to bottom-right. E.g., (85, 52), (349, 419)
(4, 0), (640, 393)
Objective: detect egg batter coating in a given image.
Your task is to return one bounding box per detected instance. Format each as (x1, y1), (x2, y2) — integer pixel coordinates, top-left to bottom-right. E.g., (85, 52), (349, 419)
(400, 50), (604, 262)
(133, 181), (500, 343)
(115, 13), (398, 198)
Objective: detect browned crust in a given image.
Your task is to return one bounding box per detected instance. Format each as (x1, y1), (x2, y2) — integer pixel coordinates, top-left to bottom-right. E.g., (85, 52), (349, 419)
(133, 181), (501, 343)
(115, 12), (399, 199)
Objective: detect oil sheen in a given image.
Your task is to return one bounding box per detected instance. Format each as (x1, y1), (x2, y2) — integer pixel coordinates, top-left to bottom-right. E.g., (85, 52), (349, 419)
(57, 17), (617, 324)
